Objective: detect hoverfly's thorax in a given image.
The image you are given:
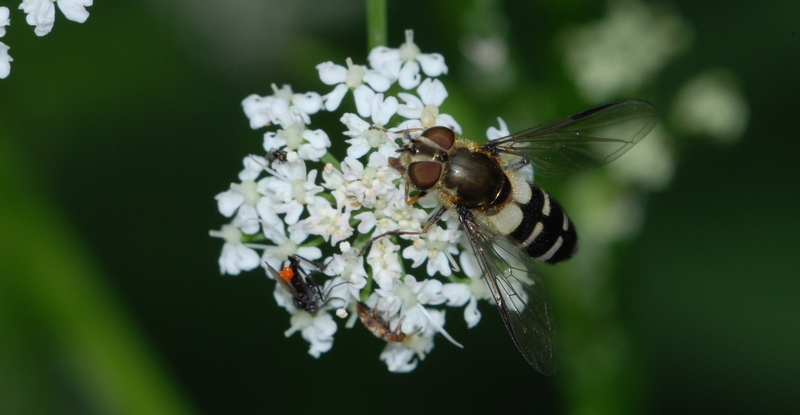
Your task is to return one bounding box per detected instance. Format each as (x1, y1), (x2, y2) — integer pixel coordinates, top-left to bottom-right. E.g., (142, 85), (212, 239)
(440, 147), (511, 209)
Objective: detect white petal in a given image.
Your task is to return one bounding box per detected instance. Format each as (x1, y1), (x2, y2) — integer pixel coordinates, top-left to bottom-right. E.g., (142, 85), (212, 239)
(241, 94), (274, 129)
(322, 83), (349, 111)
(416, 53), (448, 77)
(345, 137), (370, 159)
(368, 46), (402, 77)
(370, 94), (398, 126)
(0, 42), (11, 79)
(398, 60), (421, 90)
(235, 205), (260, 234)
(352, 85), (376, 118)
(302, 128), (331, 150)
(417, 78), (448, 106)
(316, 61), (347, 85)
(0, 7), (10, 37)
(238, 156), (265, 181)
(362, 69), (394, 92)
(219, 243), (260, 275)
(441, 283), (471, 306)
(296, 246), (322, 261)
(262, 132), (287, 153)
(434, 113), (462, 135)
(20, 0), (55, 36)
(301, 313), (337, 358)
(397, 92), (423, 119)
(56, 0), (92, 24)
(426, 252), (452, 277)
(464, 297), (482, 328)
(486, 117), (510, 140)
(292, 92), (323, 115)
(215, 189), (244, 217)
(380, 343), (418, 373)
(341, 112), (370, 133)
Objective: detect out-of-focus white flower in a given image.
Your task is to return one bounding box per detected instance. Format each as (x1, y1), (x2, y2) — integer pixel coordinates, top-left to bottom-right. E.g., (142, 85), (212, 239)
(0, 7), (10, 37)
(19, 0), (92, 37)
(608, 126), (674, 190)
(0, 7), (9, 79)
(561, 0), (691, 103)
(0, 42), (11, 79)
(672, 70), (749, 143)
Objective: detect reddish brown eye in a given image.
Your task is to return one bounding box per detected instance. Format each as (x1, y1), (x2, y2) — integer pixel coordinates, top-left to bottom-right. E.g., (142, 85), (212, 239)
(421, 126), (455, 150)
(408, 161), (442, 190)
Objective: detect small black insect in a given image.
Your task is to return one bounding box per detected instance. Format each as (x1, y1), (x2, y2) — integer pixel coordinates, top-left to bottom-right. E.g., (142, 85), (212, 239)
(266, 255), (340, 314)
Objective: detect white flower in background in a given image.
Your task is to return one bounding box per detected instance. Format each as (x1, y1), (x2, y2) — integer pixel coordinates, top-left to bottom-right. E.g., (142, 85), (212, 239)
(608, 126), (674, 190)
(0, 7), (11, 79)
(369, 29), (448, 90)
(0, 7), (9, 37)
(561, 0), (691, 103)
(19, 0), (92, 37)
(672, 70), (749, 143)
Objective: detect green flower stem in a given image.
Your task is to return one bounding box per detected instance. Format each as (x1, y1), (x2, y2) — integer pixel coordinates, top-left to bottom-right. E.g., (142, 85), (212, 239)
(321, 152), (342, 172)
(366, 0), (388, 50)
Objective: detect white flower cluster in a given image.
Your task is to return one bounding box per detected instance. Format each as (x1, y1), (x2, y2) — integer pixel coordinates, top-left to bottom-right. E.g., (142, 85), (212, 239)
(211, 30), (497, 372)
(560, 0), (691, 103)
(0, 0), (92, 79)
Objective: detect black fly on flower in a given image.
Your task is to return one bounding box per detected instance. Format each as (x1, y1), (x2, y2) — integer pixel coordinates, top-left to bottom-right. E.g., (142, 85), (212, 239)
(210, 28), (658, 373)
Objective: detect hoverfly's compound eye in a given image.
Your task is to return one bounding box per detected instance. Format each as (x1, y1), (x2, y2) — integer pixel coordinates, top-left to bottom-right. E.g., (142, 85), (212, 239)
(408, 161), (443, 190)
(421, 126), (456, 150)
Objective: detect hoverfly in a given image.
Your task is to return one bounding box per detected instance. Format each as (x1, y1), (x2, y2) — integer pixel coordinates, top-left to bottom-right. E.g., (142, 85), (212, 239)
(266, 255), (341, 314)
(373, 100), (659, 375)
(356, 301), (412, 343)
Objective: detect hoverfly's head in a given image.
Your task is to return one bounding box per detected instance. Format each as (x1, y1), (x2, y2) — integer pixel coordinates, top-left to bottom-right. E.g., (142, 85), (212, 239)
(393, 126), (456, 191)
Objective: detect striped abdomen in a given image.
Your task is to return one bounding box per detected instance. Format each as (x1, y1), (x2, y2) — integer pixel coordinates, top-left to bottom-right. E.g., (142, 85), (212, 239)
(508, 184), (577, 264)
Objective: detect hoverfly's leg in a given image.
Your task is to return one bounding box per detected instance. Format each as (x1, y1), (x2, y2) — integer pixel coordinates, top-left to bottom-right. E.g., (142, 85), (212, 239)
(405, 190), (427, 206)
(320, 280), (350, 309)
(368, 125), (424, 140)
(357, 206), (448, 257)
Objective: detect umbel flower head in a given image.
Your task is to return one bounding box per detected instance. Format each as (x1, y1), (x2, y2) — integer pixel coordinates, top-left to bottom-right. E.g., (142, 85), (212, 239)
(210, 29), (496, 372)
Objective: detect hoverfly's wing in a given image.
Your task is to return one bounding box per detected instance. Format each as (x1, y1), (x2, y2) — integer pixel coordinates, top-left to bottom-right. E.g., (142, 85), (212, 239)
(486, 100), (659, 177)
(460, 211), (557, 375)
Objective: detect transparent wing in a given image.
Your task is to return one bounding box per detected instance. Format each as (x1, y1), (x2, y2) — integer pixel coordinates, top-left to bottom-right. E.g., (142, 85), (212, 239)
(266, 262), (299, 298)
(486, 100), (659, 177)
(460, 210), (557, 375)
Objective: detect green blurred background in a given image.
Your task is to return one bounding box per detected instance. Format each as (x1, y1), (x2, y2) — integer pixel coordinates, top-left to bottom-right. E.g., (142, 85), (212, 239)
(0, 1), (797, 414)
